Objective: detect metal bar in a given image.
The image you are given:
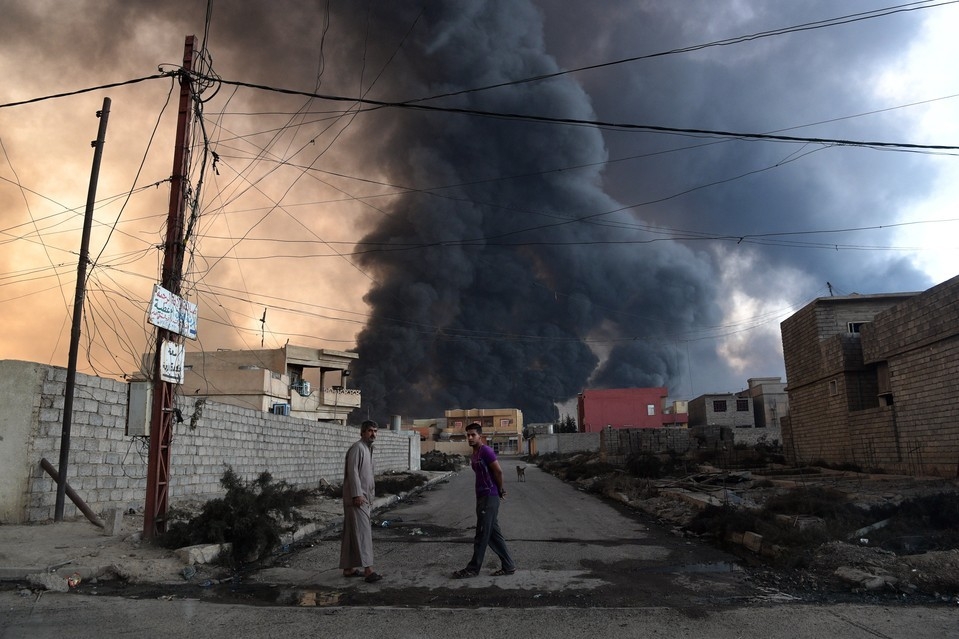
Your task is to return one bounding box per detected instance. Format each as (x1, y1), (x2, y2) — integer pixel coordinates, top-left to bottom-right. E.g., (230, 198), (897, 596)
(41, 458), (104, 528)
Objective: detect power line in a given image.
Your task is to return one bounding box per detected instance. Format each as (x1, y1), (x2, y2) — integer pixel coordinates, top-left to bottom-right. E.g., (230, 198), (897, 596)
(196, 73), (959, 154)
(0, 73), (174, 110)
(407, 1), (957, 103)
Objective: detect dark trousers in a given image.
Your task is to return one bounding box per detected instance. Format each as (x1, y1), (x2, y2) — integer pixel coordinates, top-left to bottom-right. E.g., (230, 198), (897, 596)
(466, 494), (515, 572)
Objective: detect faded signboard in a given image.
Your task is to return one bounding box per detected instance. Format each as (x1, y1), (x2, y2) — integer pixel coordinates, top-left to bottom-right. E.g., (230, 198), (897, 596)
(148, 284), (198, 339)
(160, 339), (185, 384)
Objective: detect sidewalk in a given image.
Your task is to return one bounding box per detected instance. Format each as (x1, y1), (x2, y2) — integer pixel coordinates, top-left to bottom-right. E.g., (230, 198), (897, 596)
(0, 471), (453, 591)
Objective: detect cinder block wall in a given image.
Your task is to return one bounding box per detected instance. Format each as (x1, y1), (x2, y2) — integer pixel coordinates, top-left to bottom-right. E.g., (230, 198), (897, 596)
(860, 276), (959, 476)
(533, 432), (599, 455)
(601, 427), (691, 463)
(1, 361), (418, 523)
(781, 302), (874, 467)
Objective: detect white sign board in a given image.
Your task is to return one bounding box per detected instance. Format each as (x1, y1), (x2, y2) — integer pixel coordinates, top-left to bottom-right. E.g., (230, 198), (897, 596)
(160, 339), (185, 384)
(148, 284), (198, 340)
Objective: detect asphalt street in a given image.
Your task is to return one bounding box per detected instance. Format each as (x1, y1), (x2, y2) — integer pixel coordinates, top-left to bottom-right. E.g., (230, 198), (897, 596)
(3, 459), (957, 637)
(249, 458), (790, 609)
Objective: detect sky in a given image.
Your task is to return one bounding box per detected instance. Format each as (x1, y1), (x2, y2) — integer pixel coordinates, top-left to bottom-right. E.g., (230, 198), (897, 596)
(1, 1), (957, 424)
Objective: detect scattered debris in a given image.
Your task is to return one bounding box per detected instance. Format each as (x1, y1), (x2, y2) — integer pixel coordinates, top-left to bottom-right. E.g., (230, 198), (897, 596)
(420, 451), (466, 472)
(26, 573), (70, 593)
(298, 590), (342, 606)
(536, 450), (959, 598)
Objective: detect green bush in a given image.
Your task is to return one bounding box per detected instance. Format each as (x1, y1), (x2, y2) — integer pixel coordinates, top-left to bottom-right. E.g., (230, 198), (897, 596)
(159, 466), (311, 566)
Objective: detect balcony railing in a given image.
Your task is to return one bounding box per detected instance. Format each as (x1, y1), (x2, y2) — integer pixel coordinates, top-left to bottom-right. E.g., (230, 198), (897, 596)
(322, 387), (362, 409)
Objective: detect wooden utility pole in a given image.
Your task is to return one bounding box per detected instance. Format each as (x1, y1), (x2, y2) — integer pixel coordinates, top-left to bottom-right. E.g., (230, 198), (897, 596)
(56, 97), (112, 521)
(144, 35), (196, 539)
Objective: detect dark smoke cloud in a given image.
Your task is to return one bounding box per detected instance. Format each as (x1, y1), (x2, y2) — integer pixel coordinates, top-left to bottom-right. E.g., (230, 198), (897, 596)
(337, 2), (722, 423)
(2, 1), (947, 424)
(530, 0), (939, 396)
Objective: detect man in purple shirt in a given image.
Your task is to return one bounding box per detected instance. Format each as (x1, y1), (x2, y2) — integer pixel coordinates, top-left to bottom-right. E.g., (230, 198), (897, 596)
(453, 422), (516, 578)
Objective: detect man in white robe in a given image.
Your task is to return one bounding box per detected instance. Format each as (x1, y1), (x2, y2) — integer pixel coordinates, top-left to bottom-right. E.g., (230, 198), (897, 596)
(339, 420), (381, 582)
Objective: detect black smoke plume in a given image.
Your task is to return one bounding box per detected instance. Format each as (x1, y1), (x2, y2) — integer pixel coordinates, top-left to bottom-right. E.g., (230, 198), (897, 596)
(344, 2), (719, 423)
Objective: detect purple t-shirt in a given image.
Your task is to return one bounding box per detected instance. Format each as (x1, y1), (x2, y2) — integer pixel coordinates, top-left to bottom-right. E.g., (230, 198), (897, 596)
(470, 444), (499, 497)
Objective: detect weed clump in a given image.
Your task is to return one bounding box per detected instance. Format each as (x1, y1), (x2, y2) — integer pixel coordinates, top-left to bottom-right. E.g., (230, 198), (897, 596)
(159, 467), (311, 566)
(420, 451), (466, 472)
(538, 453), (619, 482)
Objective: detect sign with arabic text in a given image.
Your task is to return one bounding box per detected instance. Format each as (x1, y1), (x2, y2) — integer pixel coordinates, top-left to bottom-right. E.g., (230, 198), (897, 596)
(159, 339), (185, 384)
(148, 284), (198, 339)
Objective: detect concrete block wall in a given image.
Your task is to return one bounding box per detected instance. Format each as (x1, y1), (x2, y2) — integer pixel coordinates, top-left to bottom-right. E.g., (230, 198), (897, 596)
(25, 364), (135, 523)
(533, 432), (599, 455)
(781, 379), (852, 465)
(861, 276), (959, 360)
(859, 275), (959, 476)
(688, 425), (734, 450)
(601, 427), (691, 459)
(782, 300), (897, 385)
(895, 337), (959, 475)
(1, 361), (419, 523)
(732, 425), (782, 447)
(847, 407), (897, 471)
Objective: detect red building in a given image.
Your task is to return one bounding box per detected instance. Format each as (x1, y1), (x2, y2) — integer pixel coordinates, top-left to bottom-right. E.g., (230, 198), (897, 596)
(577, 387), (673, 433)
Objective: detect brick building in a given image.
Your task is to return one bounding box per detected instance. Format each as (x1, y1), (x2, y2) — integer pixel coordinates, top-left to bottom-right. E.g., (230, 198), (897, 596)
(780, 275), (959, 476)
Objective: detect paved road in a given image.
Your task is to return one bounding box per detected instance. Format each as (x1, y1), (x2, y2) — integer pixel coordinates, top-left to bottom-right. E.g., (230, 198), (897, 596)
(3, 594), (957, 639)
(3, 459), (957, 637)
(248, 457), (768, 609)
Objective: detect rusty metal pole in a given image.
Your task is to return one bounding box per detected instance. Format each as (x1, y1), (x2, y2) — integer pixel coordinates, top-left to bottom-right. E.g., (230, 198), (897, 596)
(144, 35), (195, 539)
(55, 97), (111, 521)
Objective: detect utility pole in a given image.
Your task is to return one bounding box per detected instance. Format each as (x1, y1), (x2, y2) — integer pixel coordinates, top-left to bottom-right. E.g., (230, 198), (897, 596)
(55, 97), (112, 521)
(144, 35), (195, 539)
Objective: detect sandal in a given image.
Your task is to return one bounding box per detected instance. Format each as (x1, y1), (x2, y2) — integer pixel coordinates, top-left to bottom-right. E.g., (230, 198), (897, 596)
(364, 572), (383, 583)
(491, 568), (515, 576)
(452, 568), (479, 579)
(343, 570), (364, 578)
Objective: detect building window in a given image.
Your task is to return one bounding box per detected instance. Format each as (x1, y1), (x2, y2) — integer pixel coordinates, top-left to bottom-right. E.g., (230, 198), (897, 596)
(647, 404), (655, 416)
(828, 379), (838, 396)
(847, 322), (866, 334)
(736, 399), (749, 412)
(500, 418), (510, 429)
(713, 400), (727, 412)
